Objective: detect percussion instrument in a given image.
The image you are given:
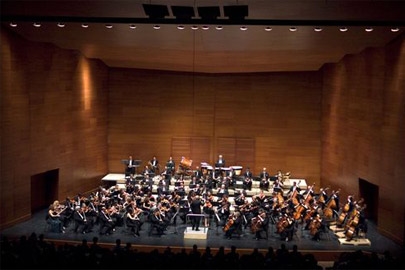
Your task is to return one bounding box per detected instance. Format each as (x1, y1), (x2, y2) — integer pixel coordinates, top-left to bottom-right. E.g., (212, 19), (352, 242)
(230, 166), (243, 176)
(180, 157), (192, 168)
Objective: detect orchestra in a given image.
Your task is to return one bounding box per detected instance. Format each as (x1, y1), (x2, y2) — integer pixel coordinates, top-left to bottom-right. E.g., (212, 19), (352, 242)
(46, 156), (368, 245)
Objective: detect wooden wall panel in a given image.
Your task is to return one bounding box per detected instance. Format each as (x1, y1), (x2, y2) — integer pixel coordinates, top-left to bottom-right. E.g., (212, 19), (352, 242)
(1, 29), (108, 229)
(108, 69), (322, 183)
(321, 35), (405, 245)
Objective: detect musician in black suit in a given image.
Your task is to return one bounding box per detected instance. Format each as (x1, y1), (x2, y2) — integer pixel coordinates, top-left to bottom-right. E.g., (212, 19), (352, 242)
(166, 156), (176, 174)
(243, 167), (253, 179)
(215, 154), (225, 168)
(149, 208), (166, 236)
(148, 156), (160, 174)
(126, 155), (136, 175)
(194, 166), (203, 180)
(224, 211), (242, 239)
(252, 210), (270, 240)
(190, 195), (203, 231)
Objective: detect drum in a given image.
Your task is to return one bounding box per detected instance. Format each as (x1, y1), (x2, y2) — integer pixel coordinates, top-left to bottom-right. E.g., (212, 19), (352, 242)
(231, 166), (243, 176)
(180, 157), (192, 168)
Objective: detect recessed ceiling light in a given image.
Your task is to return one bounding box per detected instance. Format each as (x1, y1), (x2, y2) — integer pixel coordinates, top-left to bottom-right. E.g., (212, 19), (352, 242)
(314, 27), (323, 32)
(129, 24), (137, 29)
(33, 22), (41, 28)
(81, 24), (89, 28)
(391, 27), (399, 32)
(365, 27), (373, 32)
(153, 25), (161, 30)
(215, 26), (223, 30)
(105, 24), (113, 29)
(339, 27), (348, 32)
(191, 25), (198, 30)
(240, 26), (248, 31)
(177, 25), (185, 30)
(264, 27), (272, 32)
(57, 22), (65, 28)
(9, 22), (17, 27)
(289, 27), (297, 32)
(202, 25), (209, 30)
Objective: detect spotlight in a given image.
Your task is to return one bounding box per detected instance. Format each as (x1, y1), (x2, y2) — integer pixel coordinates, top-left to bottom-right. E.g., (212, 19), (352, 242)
(177, 25), (185, 30)
(57, 22), (65, 28)
(153, 25), (161, 30)
(129, 24), (137, 29)
(314, 27), (323, 32)
(9, 22), (17, 27)
(365, 27), (373, 32)
(191, 25), (199, 30)
(81, 24), (89, 28)
(339, 27), (348, 32)
(33, 22), (41, 27)
(215, 26), (223, 30)
(240, 26), (248, 31)
(264, 27), (272, 32)
(105, 24), (113, 29)
(201, 25), (210, 30)
(391, 27), (399, 32)
(289, 27), (297, 32)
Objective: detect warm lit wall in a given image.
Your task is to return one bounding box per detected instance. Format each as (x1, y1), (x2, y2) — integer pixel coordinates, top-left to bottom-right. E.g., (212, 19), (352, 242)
(321, 35), (405, 245)
(0, 28), (109, 228)
(107, 69), (322, 183)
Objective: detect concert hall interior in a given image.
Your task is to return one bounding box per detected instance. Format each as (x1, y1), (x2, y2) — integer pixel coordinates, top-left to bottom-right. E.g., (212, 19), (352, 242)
(1, 1), (405, 269)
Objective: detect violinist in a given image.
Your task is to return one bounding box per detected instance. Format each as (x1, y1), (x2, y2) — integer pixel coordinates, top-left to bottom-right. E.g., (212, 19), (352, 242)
(126, 205), (143, 237)
(99, 206), (115, 235)
(203, 197), (214, 227)
(73, 205), (90, 234)
(243, 176), (253, 191)
(224, 211), (242, 240)
(149, 208), (166, 236)
(46, 203), (65, 233)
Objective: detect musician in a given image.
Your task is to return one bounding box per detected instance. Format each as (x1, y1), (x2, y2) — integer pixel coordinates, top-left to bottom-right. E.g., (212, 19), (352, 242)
(99, 206), (115, 235)
(126, 155), (136, 175)
(310, 214), (324, 241)
(149, 208), (166, 236)
(202, 196), (214, 227)
(160, 166), (172, 186)
(142, 174), (154, 193)
(272, 179), (284, 193)
(157, 180), (169, 197)
(224, 211), (242, 239)
(194, 166), (203, 180)
(216, 184), (229, 199)
(215, 154), (225, 168)
(243, 167), (253, 179)
(201, 175), (214, 190)
(73, 205), (90, 234)
(252, 210), (269, 240)
(142, 165), (153, 177)
(279, 213), (295, 241)
(234, 190), (247, 206)
(166, 156), (176, 174)
(46, 204), (65, 233)
(215, 154), (226, 177)
(259, 167), (270, 180)
(216, 195), (231, 226)
(287, 181), (302, 197)
(243, 176), (253, 191)
(190, 195), (203, 231)
(148, 156), (160, 174)
(125, 206), (142, 237)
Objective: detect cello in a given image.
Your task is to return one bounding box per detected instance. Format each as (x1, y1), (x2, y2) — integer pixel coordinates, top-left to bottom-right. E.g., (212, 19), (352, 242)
(223, 214), (235, 232)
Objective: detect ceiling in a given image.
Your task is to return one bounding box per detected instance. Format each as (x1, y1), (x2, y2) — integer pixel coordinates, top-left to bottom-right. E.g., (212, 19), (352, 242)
(1, 0), (405, 73)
